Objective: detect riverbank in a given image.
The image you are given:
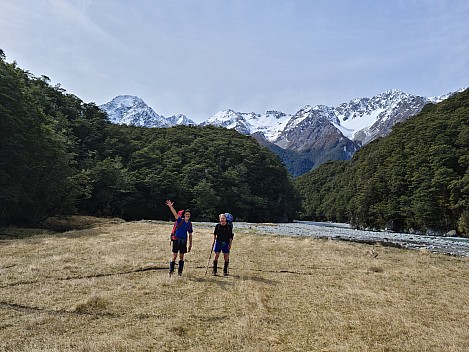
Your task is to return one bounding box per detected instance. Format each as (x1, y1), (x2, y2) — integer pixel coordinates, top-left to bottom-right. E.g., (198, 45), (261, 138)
(196, 220), (469, 257)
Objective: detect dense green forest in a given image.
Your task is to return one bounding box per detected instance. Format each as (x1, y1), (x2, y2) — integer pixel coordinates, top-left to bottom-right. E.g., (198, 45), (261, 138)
(295, 88), (469, 236)
(0, 51), (299, 225)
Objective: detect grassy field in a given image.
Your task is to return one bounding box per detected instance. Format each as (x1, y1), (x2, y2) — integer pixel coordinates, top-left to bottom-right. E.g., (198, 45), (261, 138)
(1, 217), (468, 351)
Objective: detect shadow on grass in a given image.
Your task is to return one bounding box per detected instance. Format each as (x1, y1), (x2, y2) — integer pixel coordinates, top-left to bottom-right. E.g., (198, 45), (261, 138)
(233, 274), (278, 285)
(0, 228), (56, 240)
(0, 216), (125, 241)
(189, 267), (278, 286)
(0, 266), (169, 289)
(0, 301), (118, 318)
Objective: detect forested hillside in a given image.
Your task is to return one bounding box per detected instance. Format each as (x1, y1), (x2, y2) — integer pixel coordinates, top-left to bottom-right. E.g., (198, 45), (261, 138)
(295, 88), (469, 236)
(0, 51), (298, 225)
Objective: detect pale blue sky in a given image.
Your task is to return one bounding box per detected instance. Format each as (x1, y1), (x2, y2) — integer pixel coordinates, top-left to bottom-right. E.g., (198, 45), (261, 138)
(1, 0), (468, 122)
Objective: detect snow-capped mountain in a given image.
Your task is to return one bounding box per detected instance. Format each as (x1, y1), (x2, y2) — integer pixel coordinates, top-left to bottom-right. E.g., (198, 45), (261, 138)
(332, 89), (437, 145)
(207, 89), (460, 147)
(100, 88), (464, 176)
(202, 110), (292, 140)
(166, 114), (196, 126)
(101, 90), (459, 145)
(274, 105), (342, 151)
(204, 88), (462, 175)
(99, 95), (195, 127)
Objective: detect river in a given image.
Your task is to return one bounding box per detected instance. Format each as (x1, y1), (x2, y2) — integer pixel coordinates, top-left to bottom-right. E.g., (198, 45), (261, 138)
(206, 221), (469, 257)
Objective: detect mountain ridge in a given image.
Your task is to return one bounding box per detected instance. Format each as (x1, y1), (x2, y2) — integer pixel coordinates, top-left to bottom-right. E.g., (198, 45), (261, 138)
(99, 88), (464, 175)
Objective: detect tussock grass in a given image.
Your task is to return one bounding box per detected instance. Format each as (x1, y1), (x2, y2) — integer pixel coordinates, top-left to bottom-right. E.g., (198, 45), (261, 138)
(1, 218), (468, 351)
(73, 294), (110, 314)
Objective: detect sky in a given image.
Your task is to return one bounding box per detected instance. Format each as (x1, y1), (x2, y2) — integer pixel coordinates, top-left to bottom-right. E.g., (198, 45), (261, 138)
(1, 0), (468, 122)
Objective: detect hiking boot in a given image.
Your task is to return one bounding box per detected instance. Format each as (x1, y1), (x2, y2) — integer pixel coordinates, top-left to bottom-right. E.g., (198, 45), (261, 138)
(223, 261), (229, 276)
(178, 260), (184, 276)
(169, 261), (175, 277)
(212, 260), (218, 276)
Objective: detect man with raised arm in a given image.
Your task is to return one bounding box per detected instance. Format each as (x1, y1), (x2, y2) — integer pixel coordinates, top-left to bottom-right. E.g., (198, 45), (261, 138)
(165, 200), (193, 277)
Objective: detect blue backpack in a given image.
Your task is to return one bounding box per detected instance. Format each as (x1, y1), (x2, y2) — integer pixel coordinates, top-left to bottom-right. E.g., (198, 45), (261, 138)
(225, 213), (234, 223)
(225, 213), (234, 232)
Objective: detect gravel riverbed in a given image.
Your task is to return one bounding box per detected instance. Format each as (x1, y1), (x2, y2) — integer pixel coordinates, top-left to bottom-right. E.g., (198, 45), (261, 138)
(197, 221), (469, 257)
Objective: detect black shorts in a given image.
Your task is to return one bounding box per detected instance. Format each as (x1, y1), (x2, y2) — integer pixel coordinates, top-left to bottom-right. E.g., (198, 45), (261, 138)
(172, 239), (187, 254)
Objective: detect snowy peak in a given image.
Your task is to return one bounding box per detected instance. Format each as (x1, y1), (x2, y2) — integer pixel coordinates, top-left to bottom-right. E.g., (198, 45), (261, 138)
(203, 109), (251, 134)
(166, 114), (196, 126)
(429, 87), (466, 103)
(275, 103), (355, 152)
(334, 89), (414, 125)
(100, 95), (196, 127)
(100, 95), (170, 128)
(332, 90), (431, 144)
(205, 109), (244, 127)
(204, 109), (292, 140)
(284, 104), (338, 131)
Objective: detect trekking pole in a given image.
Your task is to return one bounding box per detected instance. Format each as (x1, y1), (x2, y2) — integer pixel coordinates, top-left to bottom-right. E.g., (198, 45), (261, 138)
(204, 243), (214, 276)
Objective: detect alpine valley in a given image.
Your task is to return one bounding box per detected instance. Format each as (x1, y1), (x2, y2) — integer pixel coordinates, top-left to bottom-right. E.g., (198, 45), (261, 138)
(100, 89), (462, 176)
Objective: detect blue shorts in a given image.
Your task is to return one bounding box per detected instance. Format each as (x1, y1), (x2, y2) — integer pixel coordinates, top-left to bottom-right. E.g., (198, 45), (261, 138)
(214, 241), (230, 254)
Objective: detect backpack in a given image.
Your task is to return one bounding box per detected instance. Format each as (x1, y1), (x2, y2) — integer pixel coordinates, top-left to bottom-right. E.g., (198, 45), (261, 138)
(225, 213), (233, 223)
(225, 212), (234, 232)
(170, 210), (185, 240)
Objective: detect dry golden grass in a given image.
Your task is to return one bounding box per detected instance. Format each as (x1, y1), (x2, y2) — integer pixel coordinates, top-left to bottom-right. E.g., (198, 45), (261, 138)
(1, 218), (468, 351)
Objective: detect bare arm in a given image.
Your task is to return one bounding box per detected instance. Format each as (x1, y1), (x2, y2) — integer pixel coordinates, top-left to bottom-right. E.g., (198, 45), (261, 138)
(165, 199), (178, 219)
(212, 225), (218, 246)
(229, 225), (234, 248)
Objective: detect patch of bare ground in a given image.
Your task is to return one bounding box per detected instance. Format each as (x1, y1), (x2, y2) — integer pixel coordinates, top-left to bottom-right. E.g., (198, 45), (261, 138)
(0, 218), (468, 351)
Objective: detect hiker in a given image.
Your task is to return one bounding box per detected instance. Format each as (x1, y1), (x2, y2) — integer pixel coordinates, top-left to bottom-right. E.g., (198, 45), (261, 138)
(170, 209), (185, 241)
(165, 199), (193, 277)
(212, 213), (234, 276)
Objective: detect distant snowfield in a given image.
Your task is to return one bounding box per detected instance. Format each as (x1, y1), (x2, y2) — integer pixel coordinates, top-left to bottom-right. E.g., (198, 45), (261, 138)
(196, 221), (469, 257)
(335, 108), (386, 139)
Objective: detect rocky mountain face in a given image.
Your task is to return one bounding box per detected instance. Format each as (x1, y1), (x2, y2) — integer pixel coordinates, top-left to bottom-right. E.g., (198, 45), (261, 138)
(275, 105), (353, 151)
(100, 89), (460, 176)
(258, 105), (359, 175)
(333, 90), (436, 145)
